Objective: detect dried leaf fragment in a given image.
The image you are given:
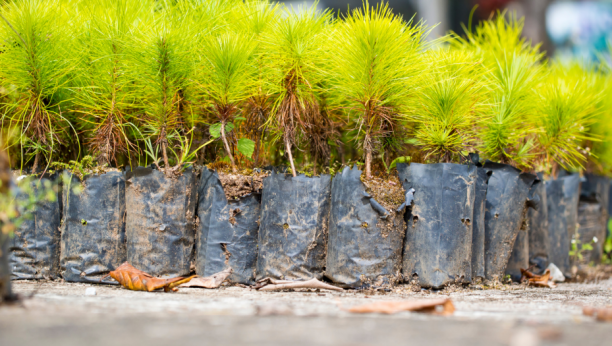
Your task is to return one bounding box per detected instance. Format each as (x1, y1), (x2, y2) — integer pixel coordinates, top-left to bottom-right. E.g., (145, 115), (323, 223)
(108, 262), (195, 292)
(583, 306), (612, 322)
(254, 277), (343, 292)
(520, 268), (556, 288)
(179, 268), (233, 288)
(345, 299), (455, 315)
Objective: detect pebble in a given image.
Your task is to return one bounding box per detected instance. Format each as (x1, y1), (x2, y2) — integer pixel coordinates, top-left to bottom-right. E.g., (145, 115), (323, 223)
(85, 287), (97, 296)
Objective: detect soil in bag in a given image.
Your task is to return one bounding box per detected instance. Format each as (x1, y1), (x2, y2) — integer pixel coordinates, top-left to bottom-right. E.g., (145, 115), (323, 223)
(257, 171), (331, 281)
(196, 167), (266, 284)
(527, 174), (549, 274)
(60, 170), (126, 284)
(398, 163), (478, 288)
(9, 173), (61, 280)
(126, 166), (198, 277)
(326, 166), (406, 288)
(546, 173), (580, 279)
(483, 162), (537, 282)
(505, 179), (542, 281)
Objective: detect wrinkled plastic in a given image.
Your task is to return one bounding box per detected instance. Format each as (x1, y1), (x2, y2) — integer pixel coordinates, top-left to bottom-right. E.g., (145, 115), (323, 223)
(326, 166), (405, 288)
(505, 179), (542, 281)
(398, 163), (477, 288)
(126, 167), (198, 278)
(577, 202), (605, 263)
(60, 171), (126, 284)
(9, 174), (61, 280)
(580, 174), (610, 258)
(196, 168), (260, 284)
(472, 167), (491, 281)
(483, 162), (537, 281)
(546, 174), (580, 278)
(257, 172), (330, 281)
(528, 174), (549, 274)
(0, 234), (11, 302)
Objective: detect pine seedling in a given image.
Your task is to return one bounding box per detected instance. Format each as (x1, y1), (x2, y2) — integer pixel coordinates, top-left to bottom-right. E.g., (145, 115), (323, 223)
(412, 48), (487, 163)
(196, 31), (256, 173)
(535, 62), (601, 175)
(327, 2), (429, 178)
(0, 0), (77, 172)
(260, 3), (332, 177)
(230, 0), (280, 167)
(73, 0), (148, 167)
(453, 13), (544, 168)
(130, 0), (226, 170)
(587, 55), (612, 175)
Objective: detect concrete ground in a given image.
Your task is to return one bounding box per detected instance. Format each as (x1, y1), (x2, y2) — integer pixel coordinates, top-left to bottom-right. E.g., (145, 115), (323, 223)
(1, 278), (611, 346)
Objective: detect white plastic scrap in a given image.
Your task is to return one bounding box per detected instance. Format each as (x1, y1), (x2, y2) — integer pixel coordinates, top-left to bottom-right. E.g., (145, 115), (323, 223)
(547, 263), (565, 283)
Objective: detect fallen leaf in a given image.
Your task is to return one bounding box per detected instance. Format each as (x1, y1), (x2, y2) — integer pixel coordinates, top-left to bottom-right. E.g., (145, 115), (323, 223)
(520, 268), (556, 288)
(108, 262), (195, 292)
(345, 299), (454, 315)
(583, 306), (612, 322)
(254, 277), (343, 292)
(179, 268), (233, 288)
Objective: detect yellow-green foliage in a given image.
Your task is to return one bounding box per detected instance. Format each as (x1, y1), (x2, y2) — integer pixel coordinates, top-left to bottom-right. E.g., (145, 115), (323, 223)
(412, 48), (487, 163)
(534, 62), (601, 173)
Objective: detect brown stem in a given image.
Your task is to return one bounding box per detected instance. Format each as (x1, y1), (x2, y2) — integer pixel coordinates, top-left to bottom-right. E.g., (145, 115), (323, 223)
(254, 133), (261, 168)
(161, 141), (169, 169)
(221, 122), (237, 173)
(364, 133), (372, 179)
(285, 135), (297, 177)
(32, 151), (40, 174)
(313, 154), (318, 176)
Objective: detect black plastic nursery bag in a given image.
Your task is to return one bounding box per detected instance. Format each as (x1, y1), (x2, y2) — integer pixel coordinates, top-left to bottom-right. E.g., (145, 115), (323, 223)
(9, 173), (61, 280)
(60, 171), (127, 284)
(126, 167), (198, 277)
(257, 172), (330, 281)
(196, 168), (260, 284)
(326, 166), (406, 288)
(527, 174), (549, 274)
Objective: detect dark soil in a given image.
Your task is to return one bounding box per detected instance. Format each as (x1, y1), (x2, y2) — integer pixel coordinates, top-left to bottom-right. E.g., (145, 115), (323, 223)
(209, 163), (268, 200)
(360, 172), (406, 238)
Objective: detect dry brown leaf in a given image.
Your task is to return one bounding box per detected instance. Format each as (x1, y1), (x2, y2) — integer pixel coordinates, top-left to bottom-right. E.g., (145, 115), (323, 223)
(345, 299), (455, 315)
(583, 306), (612, 322)
(179, 268), (233, 288)
(108, 262), (195, 292)
(255, 277), (343, 292)
(520, 268), (556, 288)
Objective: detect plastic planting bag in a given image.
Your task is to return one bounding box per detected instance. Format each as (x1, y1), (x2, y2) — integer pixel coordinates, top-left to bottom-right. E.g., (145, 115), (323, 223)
(577, 202), (605, 263)
(546, 173), (580, 279)
(196, 168), (261, 284)
(472, 166), (491, 281)
(580, 174), (610, 258)
(60, 171), (127, 284)
(326, 166), (406, 288)
(483, 162), (537, 281)
(398, 163), (477, 288)
(505, 179), (542, 281)
(0, 233), (11, 302)
(527, 174), (549, 274)
(257, 172), (330, 281)
(10, 173), (61, 280)
(126, 166), (198, 277)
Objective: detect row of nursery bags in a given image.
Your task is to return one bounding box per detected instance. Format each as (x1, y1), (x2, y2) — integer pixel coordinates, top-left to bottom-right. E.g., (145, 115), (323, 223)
(8, 163), (611, 288)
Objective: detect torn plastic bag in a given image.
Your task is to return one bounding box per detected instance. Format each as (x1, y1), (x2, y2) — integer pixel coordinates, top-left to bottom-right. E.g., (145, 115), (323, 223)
(125, 166), (198, 277)
(483, 162), (537, 281)
(527, 173), (549, 274)
(546, 173), (580, 279)
(60, 171), (126, 284)
(398, 163), (477, 288)
(257, 172), (330, 281)
(9, 173), (61, 280)
(196, 168), (260, 285)
(326, 166), (405, 288)
(505, 179), (542, 281)
(472, 166), (491, 281)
